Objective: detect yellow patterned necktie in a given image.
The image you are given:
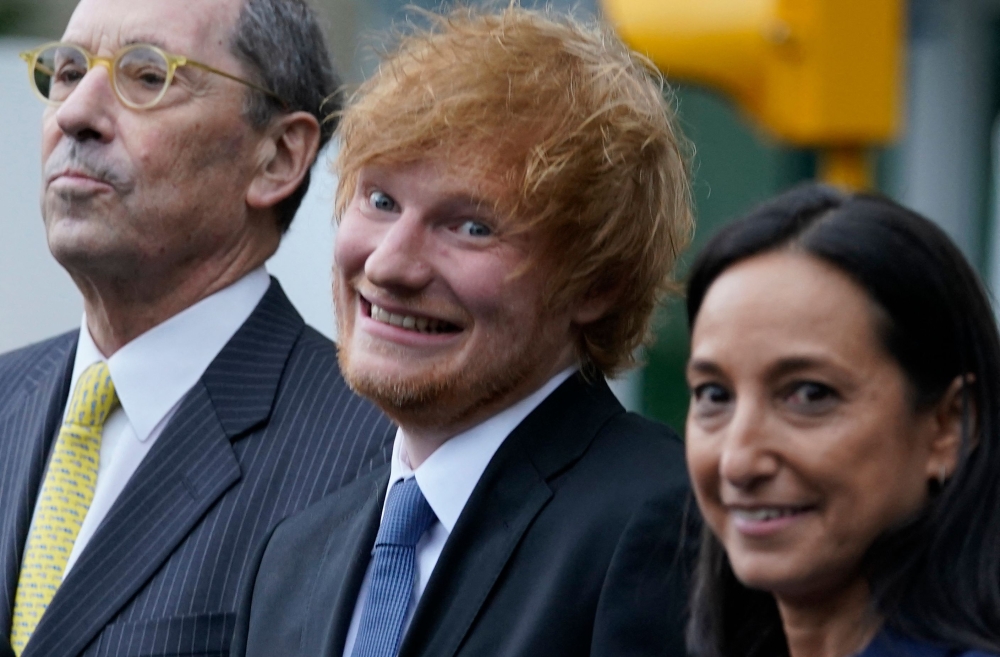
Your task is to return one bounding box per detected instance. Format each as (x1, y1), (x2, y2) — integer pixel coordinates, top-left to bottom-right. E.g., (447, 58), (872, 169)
(10, 362), (118, 655)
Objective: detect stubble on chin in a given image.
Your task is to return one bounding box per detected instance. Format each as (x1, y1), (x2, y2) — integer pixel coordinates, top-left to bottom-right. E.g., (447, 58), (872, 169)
(332, 270), (562, 435)
(336, 327), (544, 436)
(335, 333), (462, 423)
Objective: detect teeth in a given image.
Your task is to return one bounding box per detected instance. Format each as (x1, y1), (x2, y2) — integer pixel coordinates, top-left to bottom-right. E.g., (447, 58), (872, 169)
(369, 303), (452, 334)
(733, 508), (802, 522)
(371, 304), (390, 324)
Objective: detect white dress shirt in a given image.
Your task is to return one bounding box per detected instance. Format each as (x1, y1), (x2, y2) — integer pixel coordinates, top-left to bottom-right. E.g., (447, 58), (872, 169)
(44, 267), (271, 578)
(341, 367), (575, 657)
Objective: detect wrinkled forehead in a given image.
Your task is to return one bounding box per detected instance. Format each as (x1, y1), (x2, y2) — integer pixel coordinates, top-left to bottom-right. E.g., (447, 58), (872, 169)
(63, 0), (242, 59)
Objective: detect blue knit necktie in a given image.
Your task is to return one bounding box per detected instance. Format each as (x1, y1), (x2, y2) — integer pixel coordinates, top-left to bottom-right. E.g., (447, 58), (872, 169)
(351, 477), (436, 657)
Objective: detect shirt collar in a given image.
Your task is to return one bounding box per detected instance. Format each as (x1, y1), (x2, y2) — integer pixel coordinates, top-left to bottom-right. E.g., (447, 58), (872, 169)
(70, 267), (271, 441)
(387, 366), (576, 533)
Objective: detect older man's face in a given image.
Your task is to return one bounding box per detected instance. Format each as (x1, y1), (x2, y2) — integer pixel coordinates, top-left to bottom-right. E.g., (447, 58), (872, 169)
(41, 0), (263, 282)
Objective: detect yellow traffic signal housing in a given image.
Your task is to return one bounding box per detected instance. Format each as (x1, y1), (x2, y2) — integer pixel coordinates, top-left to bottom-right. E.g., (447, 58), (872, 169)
(602, 0), (904, 148)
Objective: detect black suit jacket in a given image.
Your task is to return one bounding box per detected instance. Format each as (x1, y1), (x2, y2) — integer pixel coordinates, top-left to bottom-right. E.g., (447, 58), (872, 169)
(0, 279), (395, 657)
(233, 373), (697, 657)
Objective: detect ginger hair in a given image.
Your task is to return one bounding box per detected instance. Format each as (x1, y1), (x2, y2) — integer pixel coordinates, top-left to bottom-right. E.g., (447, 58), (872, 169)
(334, 4), (693, 376)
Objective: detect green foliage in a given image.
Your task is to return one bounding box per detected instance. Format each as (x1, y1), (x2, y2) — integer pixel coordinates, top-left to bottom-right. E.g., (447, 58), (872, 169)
(0, 0), (29, 35)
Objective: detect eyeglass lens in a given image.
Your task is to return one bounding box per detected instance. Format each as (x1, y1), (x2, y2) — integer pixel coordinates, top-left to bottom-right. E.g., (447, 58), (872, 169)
(32, 44), (172, 108)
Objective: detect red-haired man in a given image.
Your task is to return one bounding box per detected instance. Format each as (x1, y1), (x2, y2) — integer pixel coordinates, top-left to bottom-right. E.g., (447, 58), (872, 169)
(234, 6), (696, 657)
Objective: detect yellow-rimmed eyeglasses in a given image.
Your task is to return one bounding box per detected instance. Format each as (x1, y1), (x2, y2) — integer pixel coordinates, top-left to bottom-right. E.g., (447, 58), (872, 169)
(19, 42), (288, 111)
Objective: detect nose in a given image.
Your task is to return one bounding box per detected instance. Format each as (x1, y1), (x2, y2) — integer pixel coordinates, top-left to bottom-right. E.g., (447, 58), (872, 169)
(363, 212), (434, 293)
(53, 63), (116, 144)
(718, 400), (780, 490)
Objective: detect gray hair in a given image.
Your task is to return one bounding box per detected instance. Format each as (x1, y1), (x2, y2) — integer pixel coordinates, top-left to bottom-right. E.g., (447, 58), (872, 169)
(230, 0), (341, 231)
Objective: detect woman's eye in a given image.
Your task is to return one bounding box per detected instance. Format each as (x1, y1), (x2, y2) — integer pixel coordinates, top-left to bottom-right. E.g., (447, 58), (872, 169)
(457, 220), (492, 238)
(784, 382), (838, 412)
(691, 383), (732, 415)
(368, 191), (396, 212)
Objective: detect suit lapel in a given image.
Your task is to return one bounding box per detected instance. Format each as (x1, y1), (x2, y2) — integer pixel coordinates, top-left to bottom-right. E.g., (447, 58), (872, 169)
(400, 374), (624, 657)
(0, 335), (75, 638)
(399, 452), (551, 657)
(24, 383), (241, 657)
(0, 629), (14, 657)
(21, 281), (305, 657)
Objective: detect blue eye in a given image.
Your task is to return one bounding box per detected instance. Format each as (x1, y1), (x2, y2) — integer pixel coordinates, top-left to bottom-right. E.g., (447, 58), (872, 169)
(369, 191), (396, 212)
(458, 220), (492, 237)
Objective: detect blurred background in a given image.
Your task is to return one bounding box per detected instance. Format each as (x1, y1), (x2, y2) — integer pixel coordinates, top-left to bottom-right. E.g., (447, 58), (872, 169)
(1, 0), (998, 433)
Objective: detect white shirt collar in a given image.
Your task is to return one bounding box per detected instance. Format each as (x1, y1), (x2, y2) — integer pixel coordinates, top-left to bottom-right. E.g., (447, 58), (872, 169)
(70, 267), (271, 441)
(387, 366), (576, 532)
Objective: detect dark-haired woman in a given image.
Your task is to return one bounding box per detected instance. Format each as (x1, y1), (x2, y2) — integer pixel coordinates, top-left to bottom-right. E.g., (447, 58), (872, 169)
(683, 183), (1000, 657)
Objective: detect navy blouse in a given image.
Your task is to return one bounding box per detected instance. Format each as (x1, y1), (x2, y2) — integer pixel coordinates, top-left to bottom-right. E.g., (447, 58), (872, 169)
(859, 630), (998, 657)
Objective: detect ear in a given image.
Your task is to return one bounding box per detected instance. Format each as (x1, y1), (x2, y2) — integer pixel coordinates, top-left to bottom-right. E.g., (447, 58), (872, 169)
(246, 111), (322, 211)
(924, 374), (974, 484)
(570, 288), (618, 326)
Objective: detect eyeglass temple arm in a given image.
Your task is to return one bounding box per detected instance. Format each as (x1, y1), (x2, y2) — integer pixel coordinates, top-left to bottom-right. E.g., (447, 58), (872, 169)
(184, 60), (288, 109)
(19, 52), (54, 76)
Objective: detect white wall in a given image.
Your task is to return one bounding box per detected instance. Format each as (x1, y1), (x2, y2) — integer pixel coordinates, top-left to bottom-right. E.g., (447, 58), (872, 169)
(0, 39), (83, 353)
(266, 146), (339, 340)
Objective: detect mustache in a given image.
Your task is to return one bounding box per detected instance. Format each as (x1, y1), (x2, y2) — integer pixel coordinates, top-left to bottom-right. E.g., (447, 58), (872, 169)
(44, 142), (131, 191)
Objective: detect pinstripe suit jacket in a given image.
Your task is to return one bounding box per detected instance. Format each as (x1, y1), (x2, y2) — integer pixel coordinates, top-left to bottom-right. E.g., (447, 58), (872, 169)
(0, 279), (395, 657)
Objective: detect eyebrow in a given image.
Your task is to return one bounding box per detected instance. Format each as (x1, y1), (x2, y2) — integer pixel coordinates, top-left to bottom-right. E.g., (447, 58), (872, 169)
(686, 360), (726, 377)
(122, 36), (172, 51)
(766, 356), (829, 380)
(686, 355), (832, 379)
(437, 194), (498, 217)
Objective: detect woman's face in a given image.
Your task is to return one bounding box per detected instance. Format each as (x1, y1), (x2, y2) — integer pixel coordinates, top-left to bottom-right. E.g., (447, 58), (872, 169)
(685, 251), (957, 605)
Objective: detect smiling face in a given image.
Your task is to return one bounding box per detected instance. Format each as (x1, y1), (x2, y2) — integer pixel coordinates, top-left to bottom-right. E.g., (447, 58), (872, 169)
(334, 158), (580, 444)
(41, 0), (270, 288)
(685, 251), (950, 606)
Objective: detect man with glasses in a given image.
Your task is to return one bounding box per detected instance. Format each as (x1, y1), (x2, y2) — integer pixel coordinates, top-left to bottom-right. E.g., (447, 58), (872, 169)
(0, 0), (394, 656)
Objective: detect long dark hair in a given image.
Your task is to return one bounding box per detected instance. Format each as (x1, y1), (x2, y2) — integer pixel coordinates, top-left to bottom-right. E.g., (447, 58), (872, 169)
(685, 184), (1000, 656)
